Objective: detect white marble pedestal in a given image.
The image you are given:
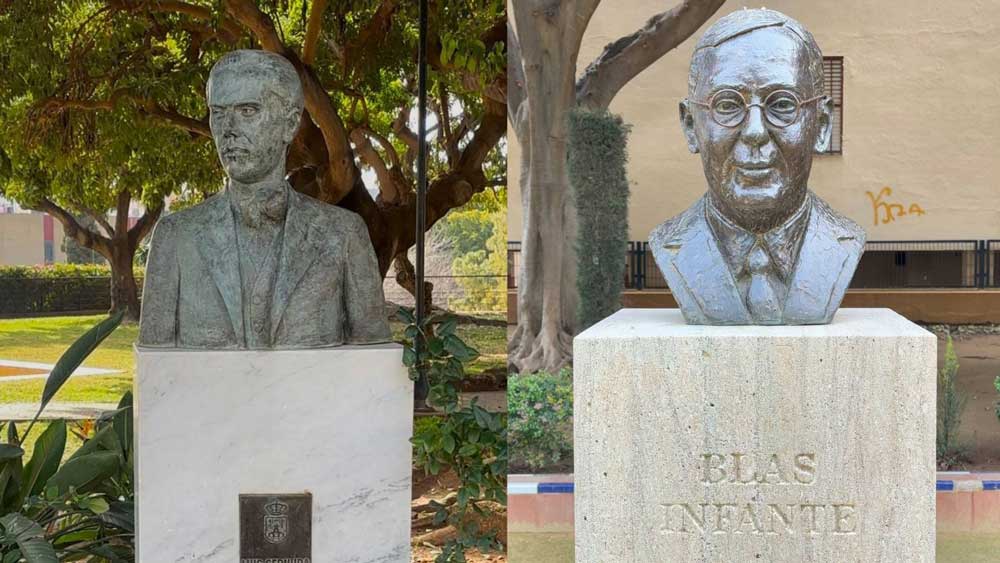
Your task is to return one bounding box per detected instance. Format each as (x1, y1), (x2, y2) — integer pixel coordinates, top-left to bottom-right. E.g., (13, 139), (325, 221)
(134, 345), (412, 563)
(573, 309), (936, 563)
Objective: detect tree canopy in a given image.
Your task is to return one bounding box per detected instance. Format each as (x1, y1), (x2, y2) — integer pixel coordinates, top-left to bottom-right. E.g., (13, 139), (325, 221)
(0, 0), (506, 307)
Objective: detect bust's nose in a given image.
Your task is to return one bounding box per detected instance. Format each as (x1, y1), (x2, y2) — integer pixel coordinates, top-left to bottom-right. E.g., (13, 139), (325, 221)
(739, 105), (770, 148)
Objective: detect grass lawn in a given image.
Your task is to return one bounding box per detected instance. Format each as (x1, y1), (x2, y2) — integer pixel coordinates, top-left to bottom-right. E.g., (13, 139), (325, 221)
(0, 315), (137, 405)
(508, 532), (1000, 563)
(1, 313), (505, 406)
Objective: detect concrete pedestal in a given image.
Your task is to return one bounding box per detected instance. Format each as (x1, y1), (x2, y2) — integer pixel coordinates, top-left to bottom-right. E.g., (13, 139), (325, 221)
(134, 345), (412, 563)
(574, 309), (936, 563)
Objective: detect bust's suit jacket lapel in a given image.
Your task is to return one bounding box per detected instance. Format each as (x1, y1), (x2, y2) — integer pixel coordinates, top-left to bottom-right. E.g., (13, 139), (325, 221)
(195, 192), (244, 340)
(270, 190), (325, 340)
(651, 198), (751, 324)
(783, 198), (865, 324)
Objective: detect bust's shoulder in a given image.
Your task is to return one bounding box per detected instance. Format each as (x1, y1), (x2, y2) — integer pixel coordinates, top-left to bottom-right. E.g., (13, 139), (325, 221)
(808, 192), (866, 250)
(649, 197), (706, 248)
(151, 192), (227, 239)
(291, 190), (367, 237)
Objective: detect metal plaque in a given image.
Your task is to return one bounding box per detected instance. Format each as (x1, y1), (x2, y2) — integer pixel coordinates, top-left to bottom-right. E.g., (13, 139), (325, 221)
(239, 493), (312, 562)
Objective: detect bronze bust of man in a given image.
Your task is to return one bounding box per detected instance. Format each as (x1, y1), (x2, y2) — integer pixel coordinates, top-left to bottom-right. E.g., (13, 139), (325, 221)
(649, 9), (865, 325)
(138, 50), (390, 348)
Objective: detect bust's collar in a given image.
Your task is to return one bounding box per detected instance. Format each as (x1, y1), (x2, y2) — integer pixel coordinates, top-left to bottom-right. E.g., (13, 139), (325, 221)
(704, 192), (811, 281)
(226, 178), (289, 224)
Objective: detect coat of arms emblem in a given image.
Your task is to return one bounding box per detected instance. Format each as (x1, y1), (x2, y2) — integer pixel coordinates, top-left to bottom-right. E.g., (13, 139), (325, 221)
(263, 497), (290, 544)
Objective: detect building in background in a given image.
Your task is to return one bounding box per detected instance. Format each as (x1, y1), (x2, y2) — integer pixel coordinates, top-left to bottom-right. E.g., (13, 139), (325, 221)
(0, 210), (67, 266)
(508, 0), (1000, 323)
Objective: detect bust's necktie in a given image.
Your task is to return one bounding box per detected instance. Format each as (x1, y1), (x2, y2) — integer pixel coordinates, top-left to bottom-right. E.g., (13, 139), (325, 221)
(745, 243), (782, 323)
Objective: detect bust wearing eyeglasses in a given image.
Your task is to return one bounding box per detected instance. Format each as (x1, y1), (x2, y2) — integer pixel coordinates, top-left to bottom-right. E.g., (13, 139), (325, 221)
(649, 9), (865, 325)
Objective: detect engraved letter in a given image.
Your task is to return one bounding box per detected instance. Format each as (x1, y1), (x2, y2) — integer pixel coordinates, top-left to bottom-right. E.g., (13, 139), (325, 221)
(702, 453), (727, 484)
(731, 453), (756, 484)
(680, 504), (708, 533)
(736, 504), (765, 535)
(758, 454), (786, 484)
(660, 503), (679, 533)
(768, 504), (796, 535)
(713, 503), (738, 534)
(800, 504), (824, 535)
(794, 454), (817, 484)
(833, 504), (858, 534)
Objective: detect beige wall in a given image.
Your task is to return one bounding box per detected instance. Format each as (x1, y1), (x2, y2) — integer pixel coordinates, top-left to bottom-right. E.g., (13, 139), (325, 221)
(509, 0), (1000, 241)
(0, 214), (66, 266)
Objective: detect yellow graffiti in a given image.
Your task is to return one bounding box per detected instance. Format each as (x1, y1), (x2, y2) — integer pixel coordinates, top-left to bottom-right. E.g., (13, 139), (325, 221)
(865, 187), (926, 226)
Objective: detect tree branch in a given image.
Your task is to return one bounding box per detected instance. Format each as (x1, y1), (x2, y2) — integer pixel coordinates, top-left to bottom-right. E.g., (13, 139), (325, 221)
(108, 0), (243, 42)
(344, 0), (400, 73)
(350, 128), (400, 204)
(114, 188), (130, 237)
(128, 199), (164, 251)
(301, 0), (329, 64)
(34, 197), (112, 258)
(224, 0), (359, 203)
(38, 91), (211, 139)
(575, 0), (726, 110)
(507, 21), (527, 141)
(78, 206), (115, 238)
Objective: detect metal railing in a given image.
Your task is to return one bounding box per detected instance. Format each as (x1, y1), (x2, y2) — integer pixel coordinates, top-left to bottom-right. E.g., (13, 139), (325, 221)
(508, 240), (1000, 290)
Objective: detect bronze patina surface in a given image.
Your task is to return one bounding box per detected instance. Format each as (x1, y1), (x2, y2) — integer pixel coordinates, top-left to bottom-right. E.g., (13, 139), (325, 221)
(138, 50), (390, 348)
(649, 9), (865, 325)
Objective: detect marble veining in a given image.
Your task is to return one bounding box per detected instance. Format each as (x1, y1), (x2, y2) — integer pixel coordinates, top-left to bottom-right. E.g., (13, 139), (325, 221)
(134, 346), (412, 563)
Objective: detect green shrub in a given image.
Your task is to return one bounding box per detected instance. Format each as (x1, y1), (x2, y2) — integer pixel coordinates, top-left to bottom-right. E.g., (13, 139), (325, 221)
(568, 109), (631, 331)
(508, 369), (573, 472)
(0, 312), (134, 561)
(0, 265), (144, 316)
(937, 335), (968, 468)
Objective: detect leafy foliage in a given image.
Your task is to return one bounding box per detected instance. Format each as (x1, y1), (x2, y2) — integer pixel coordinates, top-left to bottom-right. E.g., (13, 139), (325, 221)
(937, 335), (968, 468)
(508, 370), (574, 472)
(444, 209), (506, 313)
(399, 308), (506, 562)
(0, 313), (133, 562)
(568, 109), (631, 331)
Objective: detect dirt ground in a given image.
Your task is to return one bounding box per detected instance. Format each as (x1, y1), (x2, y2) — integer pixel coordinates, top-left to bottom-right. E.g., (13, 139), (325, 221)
(411, 469), (507, 562)
(937, 333), (1000, 469)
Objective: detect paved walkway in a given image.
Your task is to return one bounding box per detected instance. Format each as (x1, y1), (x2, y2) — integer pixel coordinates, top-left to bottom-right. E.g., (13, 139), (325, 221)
(0, 359), (119, 382)
(0, 402), (120, 421)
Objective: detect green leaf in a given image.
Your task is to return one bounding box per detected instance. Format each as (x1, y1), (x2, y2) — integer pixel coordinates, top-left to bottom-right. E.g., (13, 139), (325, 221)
(441, 434), (455, 454)
(21, 419), (66, 498)
(0, 513), (58, 563)
(35, 311), (124, 423)
(437, 318), (458, 337)
(0, 444), (23, 463)
(395, 307), (415, 324)
(458, 443), (478, 457)
(402, 347), (417, 367)
(46, 451), (120, 495)
(78, 495), (110, 515)
(444, 335), (478, 362)
(7, 421), (18, 446)
(112, 392), (133, 459)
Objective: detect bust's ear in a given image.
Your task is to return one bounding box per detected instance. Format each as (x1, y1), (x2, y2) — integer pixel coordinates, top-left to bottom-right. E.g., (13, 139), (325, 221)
(813, 95), (834, 153)
(679, 100), (699, 154)
(284, 109), (302, 144)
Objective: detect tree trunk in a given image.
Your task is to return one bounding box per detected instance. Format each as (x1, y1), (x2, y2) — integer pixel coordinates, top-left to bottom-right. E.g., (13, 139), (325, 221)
(507, 2), (586, 374)
(109, 238), (140, 322)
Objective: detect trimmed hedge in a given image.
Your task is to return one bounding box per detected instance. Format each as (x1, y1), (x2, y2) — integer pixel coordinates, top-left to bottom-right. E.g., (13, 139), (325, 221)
(568, 109), (631, 331)
(0, 265), (144, 316)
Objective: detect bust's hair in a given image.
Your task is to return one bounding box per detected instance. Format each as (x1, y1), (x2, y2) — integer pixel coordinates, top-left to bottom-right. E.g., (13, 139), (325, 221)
(688, 9), (824, 98)
(207, 50), (305, 116)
